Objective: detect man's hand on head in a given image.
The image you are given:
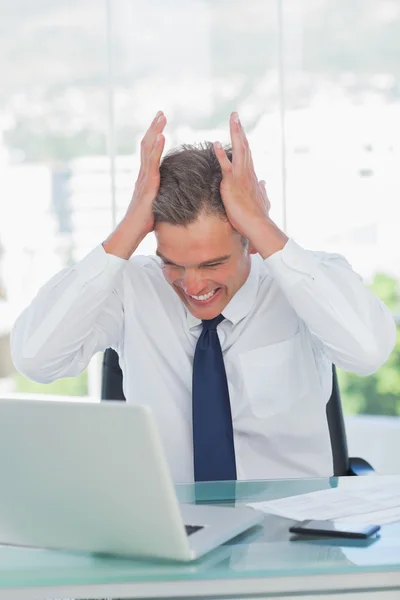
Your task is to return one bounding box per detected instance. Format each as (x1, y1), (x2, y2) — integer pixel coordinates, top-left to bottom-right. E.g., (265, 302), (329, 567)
(126, 110), (167, 234)
(103, 111), (167, 259)
(213, 113), (288, 259)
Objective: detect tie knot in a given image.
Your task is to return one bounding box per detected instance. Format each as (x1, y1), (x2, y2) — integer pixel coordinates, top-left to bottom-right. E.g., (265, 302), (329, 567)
(201, 314), (225, 331)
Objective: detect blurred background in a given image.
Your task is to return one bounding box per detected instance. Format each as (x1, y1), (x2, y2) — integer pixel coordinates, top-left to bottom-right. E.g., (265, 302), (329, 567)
(0, 0), (399, 471)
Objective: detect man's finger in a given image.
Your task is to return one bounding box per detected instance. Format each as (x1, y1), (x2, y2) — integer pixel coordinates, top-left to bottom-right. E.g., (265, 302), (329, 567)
(140, 111), (167, 166)
(214, 141), (232, 175)
(259, 180), (271, 210)
(142, 112), (166, 163)
(148, 133), (166, 173)
(236, 117), (255, 172)
(258, 179), (267, 196)
(230, 112), (246, 174)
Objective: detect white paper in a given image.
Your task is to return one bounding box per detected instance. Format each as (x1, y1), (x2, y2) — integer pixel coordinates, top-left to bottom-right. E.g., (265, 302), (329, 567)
(247, 476), (400, 525)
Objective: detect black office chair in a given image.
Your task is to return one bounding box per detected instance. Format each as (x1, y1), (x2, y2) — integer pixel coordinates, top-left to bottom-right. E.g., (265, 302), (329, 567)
(101, 348), (374, 477)
(326, 364), (374, 476)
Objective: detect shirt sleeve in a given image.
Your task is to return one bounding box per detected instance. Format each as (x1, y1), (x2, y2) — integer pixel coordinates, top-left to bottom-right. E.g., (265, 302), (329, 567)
(264, 238), (396, 375)
(10, 244), (126, 383)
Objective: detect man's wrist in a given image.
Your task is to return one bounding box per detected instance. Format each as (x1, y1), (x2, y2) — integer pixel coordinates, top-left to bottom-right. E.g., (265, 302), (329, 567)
(248, 217), (288, 259)
(103, 217), (147, 260)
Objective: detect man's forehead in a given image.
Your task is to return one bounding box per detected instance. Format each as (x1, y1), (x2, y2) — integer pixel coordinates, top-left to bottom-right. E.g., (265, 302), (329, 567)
(154, 214), (239, 266)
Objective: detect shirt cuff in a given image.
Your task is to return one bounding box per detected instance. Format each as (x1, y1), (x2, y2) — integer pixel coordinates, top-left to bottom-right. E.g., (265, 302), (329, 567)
(264, 238), (318, 286)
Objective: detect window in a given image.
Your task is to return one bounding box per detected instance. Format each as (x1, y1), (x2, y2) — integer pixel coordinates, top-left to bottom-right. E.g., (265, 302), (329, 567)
(0, 0), (107, 397)
(281, 0), (400, 416)
(0, 1), (398, 425)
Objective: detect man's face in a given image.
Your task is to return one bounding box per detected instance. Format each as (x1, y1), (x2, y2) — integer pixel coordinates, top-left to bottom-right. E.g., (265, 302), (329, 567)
(155, 212), (252, 320)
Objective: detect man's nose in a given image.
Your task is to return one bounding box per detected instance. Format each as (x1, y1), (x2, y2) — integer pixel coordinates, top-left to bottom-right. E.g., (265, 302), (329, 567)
(181, 270), (205, 296)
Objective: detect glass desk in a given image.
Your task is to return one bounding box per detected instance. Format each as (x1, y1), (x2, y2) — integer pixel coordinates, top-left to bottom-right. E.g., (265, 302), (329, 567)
(1, 477), (400, 599)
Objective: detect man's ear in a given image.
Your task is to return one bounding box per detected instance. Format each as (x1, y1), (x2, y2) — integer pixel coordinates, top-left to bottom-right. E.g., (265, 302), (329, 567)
(248, 242), (258, 255)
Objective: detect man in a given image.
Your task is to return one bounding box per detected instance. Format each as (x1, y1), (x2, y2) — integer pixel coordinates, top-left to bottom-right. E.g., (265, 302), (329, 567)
(11, 111), (396, 482)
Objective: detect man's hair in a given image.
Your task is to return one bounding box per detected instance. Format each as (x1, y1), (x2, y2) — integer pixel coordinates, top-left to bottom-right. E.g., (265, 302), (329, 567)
(153, 142), (232, 225)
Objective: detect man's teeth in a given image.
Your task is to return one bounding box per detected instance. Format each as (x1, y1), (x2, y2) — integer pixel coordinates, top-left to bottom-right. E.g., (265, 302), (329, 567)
(190, 289), (216, 301)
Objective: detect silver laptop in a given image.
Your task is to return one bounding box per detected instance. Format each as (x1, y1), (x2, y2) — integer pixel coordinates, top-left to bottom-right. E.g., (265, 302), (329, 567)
(0, 398), (263, 561)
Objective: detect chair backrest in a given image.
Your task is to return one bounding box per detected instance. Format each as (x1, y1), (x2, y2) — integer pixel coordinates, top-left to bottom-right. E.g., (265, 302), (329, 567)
(101, 347), (126, 402)
(101, 349), (350, 476)
(325, 364), (350, 476)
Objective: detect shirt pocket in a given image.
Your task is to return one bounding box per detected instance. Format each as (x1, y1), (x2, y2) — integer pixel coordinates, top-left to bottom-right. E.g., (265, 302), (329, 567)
(238, 331), (309, 419)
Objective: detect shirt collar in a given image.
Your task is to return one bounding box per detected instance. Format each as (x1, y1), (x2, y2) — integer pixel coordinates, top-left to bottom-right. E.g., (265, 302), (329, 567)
(186, 254), (262, 330)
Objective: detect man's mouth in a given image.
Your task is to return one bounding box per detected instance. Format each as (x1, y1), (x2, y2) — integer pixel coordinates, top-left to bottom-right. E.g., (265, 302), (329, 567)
(189, 289), (217, 301)
(185, 288), (222, 305)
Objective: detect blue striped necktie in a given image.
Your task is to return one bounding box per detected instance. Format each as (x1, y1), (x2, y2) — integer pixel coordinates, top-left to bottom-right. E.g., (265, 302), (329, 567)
(192, 314), (237, 481)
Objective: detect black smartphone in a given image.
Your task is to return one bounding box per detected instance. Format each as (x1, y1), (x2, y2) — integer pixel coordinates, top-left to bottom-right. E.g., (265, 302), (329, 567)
(289, 519), (380, 539)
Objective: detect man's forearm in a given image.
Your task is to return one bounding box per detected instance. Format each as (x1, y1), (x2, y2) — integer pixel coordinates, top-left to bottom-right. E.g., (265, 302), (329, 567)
(264, 239), (396, 375)
(103, 216), (147, 260)
(11, 245), (125, 382)
(249, 217), (289, 259)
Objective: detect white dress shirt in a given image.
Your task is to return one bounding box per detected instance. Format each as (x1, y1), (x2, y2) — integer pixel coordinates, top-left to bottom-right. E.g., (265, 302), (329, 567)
(11, 239), (396, 482)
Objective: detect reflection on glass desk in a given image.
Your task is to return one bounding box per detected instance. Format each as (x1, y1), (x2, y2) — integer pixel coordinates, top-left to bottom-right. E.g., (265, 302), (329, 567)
(1, 477), (400, 599)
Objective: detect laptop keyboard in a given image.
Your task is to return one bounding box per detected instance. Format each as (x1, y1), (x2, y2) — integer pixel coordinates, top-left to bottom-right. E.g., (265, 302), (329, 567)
(185, 525), (204, 536)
